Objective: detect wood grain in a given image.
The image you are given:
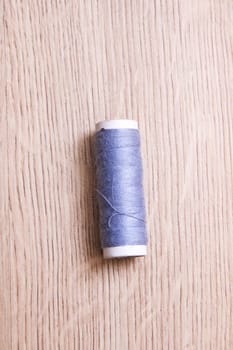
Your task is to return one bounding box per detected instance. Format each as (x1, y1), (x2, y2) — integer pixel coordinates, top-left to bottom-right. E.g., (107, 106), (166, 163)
(1, 0), (233, 349)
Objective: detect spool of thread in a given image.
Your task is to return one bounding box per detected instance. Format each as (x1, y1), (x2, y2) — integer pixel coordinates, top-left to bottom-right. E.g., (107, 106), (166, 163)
(95, 119), (147, 258)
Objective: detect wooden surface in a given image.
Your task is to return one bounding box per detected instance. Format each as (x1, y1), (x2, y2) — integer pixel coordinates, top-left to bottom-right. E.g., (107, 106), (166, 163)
(1, 1), (233, 349)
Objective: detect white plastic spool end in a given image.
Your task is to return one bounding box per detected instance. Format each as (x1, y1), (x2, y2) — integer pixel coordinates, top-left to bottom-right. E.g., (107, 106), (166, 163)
(103, 245), (147, 259)
(96, 119), (138, 131)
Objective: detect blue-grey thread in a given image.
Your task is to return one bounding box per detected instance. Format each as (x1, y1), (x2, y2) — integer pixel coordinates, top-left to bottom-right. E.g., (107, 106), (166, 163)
(95, 128), (147, 248)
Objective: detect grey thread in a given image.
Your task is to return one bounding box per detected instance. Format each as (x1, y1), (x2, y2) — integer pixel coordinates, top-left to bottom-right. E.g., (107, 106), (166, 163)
(95, 128), (147, 248)
(96, 189), (145, 227)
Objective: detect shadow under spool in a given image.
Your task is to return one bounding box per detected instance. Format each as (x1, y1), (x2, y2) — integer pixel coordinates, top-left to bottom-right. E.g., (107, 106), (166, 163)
(95, 119), (147, 259)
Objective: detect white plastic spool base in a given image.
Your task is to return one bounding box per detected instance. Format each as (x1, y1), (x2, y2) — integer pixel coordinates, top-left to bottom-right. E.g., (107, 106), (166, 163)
(96, 119), (147, 259)
(103, 245), (147, 259)
(96, 119), (138, 131)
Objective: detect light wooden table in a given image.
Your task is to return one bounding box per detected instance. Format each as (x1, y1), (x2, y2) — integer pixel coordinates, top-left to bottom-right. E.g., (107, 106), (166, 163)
(1, 1), (233, 349)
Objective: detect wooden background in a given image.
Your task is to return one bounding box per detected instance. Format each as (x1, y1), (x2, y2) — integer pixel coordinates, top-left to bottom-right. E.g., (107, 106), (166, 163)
(1, 1), (233, 349)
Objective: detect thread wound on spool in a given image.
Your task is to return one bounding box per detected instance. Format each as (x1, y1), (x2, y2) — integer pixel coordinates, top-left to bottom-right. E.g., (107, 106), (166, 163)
(95, 121), (147, 258)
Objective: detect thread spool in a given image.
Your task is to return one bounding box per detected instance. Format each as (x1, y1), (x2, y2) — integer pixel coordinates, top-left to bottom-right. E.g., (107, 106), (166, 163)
(95, 119), (147, 258)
